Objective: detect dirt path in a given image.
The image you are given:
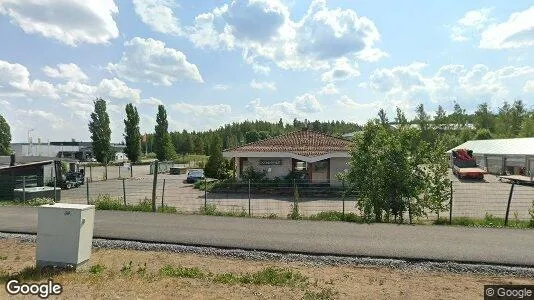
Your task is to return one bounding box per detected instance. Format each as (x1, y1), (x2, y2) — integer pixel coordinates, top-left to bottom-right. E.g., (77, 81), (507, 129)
(1, 239), (533, 299)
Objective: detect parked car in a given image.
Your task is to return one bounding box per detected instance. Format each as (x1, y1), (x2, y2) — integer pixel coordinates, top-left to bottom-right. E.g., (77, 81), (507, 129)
(186, 169), (205, 183)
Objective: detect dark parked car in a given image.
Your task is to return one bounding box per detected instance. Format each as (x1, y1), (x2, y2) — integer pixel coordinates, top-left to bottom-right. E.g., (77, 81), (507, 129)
(186, 169), (205, 183)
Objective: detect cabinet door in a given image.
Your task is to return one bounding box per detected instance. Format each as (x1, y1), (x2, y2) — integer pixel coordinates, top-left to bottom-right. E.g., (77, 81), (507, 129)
(38, 208), (81, 239)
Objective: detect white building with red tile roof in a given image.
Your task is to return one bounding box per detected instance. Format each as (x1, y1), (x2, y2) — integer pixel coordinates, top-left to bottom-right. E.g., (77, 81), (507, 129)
(222, 130), (351, 186)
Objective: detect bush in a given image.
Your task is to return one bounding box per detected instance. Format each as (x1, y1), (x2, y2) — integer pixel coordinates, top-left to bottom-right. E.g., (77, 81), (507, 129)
(241, 166), (267, 181)
(308, 211), (364, 223)
(284, 170), (308, 182)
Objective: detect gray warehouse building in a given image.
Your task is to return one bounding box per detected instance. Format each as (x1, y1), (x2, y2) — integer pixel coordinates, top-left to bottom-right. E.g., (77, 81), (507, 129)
(448, 137), (534, 176)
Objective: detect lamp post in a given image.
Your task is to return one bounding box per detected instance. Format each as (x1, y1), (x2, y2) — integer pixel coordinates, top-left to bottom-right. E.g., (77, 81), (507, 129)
(27, 128), (34, 156)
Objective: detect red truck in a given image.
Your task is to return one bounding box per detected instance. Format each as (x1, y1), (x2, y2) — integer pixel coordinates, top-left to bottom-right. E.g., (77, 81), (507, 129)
(450, 149), (486, 179)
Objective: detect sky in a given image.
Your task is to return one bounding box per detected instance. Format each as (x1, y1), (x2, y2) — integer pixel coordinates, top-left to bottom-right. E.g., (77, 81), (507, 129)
(1, 0), (534, 143)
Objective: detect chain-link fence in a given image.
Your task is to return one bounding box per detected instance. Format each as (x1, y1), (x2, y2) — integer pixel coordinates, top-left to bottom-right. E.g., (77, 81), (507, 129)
(55, 174), (534, 223)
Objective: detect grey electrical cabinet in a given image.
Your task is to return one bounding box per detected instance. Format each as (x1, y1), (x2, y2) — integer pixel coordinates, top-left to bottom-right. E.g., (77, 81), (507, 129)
(36, 203), (95, 269)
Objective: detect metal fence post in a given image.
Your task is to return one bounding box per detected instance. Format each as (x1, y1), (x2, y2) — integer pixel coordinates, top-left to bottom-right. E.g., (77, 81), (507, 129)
(86, 179), (90, 204)
(151, 161), (159, 212)
(22, 176), (26, 202)
(342, 179), (345, 216)
(449, 181), (453, 225)
(119, 165), (121, 178)
(104, 164), (108, 181)
(504, 183), (515, 226)
(248, 179), (251, 217)
(161, 179), (166, 208)
(122, 178), (126, 206)
(130, 164), (133, 178)
(89, 165), (93, 183)
(204, 177), (207, 210)
(53, 176), (57, 202)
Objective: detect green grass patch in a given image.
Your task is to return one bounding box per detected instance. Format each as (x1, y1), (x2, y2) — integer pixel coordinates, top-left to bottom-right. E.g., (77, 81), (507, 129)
(199, 203), (248, 217)
(91, 194), (178, 214)
(434, 213), (533, 228)
(0, 256), (7, 261)
(159, 265), (206, 279)
(212, 267), (308, 287)
(0, 197), (55, 207)
(89, 264), (105, 276)
(308, 211), (364, 223)
(0, 266), (73, 283)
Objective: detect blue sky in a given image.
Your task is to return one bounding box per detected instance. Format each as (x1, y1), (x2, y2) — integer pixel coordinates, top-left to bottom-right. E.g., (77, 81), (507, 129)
(1, 0), (533, 142)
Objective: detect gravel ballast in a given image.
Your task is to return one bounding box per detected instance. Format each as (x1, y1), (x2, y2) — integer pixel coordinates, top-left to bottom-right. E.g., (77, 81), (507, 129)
(2, 232), (533, 278)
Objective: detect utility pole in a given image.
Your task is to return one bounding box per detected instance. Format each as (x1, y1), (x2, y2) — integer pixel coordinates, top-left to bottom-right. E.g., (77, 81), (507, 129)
(27, 128), (34, 156)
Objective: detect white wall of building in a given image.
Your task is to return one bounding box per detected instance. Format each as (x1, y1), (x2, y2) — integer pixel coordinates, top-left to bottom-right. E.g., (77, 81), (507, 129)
(242, 157), (293, 179)
(329, 157), (349, 186)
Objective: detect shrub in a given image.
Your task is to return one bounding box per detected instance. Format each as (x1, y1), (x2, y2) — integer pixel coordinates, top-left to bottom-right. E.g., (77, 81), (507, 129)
(92, 194), (124, 211)
(199, 203), (218, 215)
(308, 211), (364, 223)
(89, 264), (105, 276)
(284, 170), (308, 182)
(92, 194), (177, 213)
(159, 265), (205, 279)
(241, 166), (267, 181)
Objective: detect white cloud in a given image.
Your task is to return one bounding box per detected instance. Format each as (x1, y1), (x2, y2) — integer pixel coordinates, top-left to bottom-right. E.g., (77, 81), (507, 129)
(318, 83), (339, 95)
(133, 0), (181, 35)
(107, 37), (204, 86)
(185, 0), (384, 73)
(295, 93), (322, 113)
(250, 79), (276, 90)
(337, 95), (380, 109)
(451, 8), (493, 42)
(142, 97), (164, 106)
(97, 78), (141, 103)
(15, 109), (64, 129)
(213, 84), (230, 91)
(246, 93), (322, 121)
(480, 6), (534, 49)
(42, 63), (88, 82)
(0, 0), (119, 46)
(524, 80), (534, 93)
(172, 102), (232, 117)
(321, 58), (360, 82)
(368, 62), (534, 109)
(0, 60), (59, 100)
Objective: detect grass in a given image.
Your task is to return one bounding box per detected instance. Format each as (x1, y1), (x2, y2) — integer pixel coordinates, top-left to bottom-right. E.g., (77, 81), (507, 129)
(303, 288), (338, 300)
(199, 203), (248, 217)
(308, 211), (365, 223)
(91, 194), (178, 214)
(434, 213), (534, 228)
(211, 267), (308, 287)
(159, 265), (206, 279)
(0, 266), (73, 283)
(0, 197), (55, 207)
(0, 256), (7, 260)
(89, 264), (105, 276)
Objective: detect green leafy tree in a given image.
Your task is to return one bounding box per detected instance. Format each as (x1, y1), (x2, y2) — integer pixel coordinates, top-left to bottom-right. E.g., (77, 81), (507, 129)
(346, 114), (450, 223)
(473, 102), (495, 132)
(434, 105), (446, 126)
(204, 136), (228, 179)
(474, 128), (492, 140)
(88, 98), (112, 164)
(519, 112), (534, 137)
(123, 103), (141, 163)
(0, 114), (11, 155)
(153, 105), (176, 161)
(451, 101), (467, 128)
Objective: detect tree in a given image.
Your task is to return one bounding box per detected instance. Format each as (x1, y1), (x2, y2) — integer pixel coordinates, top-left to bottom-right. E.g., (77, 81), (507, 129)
(88, 98), (112, 164)
(473, 102), (495, 132)
(451, 101), (467, 128)
(123, 103), (141, 163)
(378, 108), (389, 126)
(474, 129), (492, 140)
(434, 105), (446, 125)
(345, 113), (450, 223)
(394, 107), (408, 126)
(204, 136), (228, 179)
(153, 105), (176, 161)
(0, 114), (11, 155)
(519, 112), (534, 137)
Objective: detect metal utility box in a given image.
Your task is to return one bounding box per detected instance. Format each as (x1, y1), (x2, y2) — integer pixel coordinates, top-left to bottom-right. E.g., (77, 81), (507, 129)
(36, 203), (95, 269)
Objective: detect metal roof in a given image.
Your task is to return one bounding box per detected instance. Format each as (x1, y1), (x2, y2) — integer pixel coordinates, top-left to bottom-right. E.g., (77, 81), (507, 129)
(447, 137), (534, 156)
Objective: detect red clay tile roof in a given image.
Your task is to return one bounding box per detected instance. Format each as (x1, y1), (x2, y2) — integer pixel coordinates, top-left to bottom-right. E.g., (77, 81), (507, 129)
(224, 130), (351, 157)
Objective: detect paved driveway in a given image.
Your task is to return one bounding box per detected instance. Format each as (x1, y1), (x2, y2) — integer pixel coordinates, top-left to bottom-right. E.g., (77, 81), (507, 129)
(0, 206), (533, 266)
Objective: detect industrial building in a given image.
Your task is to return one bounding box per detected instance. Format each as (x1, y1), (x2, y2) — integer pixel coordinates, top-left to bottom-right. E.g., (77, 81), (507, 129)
(10, 141), (126, 162)
(448, 137), (534, 176)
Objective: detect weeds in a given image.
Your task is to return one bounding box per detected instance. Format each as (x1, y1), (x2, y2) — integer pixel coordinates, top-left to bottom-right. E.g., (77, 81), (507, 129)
(0, 256), (7, 260)
(434, 213), (532, 228)
(159, 265), (206, 279)
(308, 211), (364, 223)
(0, 197), (55, 207)
(89, 264), (105, 276)
(303, 288), (338, 300)
(0, 266), (72, 283)
(92, 195), (178, 214)
(121, 261), (133, 276)
(198, 204), (248, 217)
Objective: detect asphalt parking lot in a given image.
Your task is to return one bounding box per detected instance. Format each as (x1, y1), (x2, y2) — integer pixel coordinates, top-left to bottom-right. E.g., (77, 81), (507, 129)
(60, 169), (534, 220)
